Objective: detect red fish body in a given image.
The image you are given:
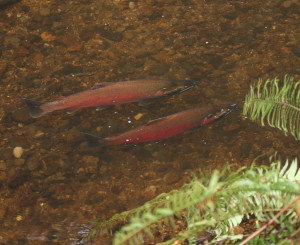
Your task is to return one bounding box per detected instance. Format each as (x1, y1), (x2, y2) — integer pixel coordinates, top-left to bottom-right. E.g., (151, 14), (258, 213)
(22, 79), (199, 118)
(84, 103), (238, 147)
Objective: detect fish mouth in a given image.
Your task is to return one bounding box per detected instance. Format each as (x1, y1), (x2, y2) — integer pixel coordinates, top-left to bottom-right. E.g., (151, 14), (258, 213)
(180, 80), (200, 93)
(207, 103), (239, 122)
(163, 79), (200, 97)
(216, 103), (239, 119)
(189, 79), (200, 86)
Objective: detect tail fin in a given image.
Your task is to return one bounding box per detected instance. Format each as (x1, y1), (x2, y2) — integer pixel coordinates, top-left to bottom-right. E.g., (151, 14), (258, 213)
(82, 133), (107, 147)
(22, 98), (45, 118)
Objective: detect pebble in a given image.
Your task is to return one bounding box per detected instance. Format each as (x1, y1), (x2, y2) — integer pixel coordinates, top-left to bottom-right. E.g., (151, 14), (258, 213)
(13, 146), (23, 159)
(282, 1), (293, 8)
(97, 25), (123, 42)
(202, 87), (215, 98)
(292, 41), (300, 57)
(144, 185), (157, 199)
(11, 108), (32, 123)
(0, 206), (5, 219)
(99, 165), (108, 174)
(63, 128), (81, 143)
(81, 155), (99, 167)
(34, 130), (44, 138)
(0, 62), (7, 74)
(14, 159), (25, 166)
(164, 172), (180, 184)
(26, 156), (41, 171)
(59, 64), (83, 76)
(0, 125), (5, 133)
(134, 113), (143, 120)
(40, 32), (56, 42)
(0, 162), (6, 171)
(129, 1), (135, 9)
(132, 48), (153, 58)
(148, 63), (170, 76)
(40, 7), (50, 16)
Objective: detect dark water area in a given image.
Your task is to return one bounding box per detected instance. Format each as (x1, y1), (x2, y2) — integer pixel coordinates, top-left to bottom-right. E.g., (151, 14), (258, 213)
(0, 0), (300, 244)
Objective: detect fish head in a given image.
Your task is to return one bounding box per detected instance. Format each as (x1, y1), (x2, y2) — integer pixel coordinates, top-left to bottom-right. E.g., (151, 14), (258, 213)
(157, 79), (200, 97)
(202, 103), (239, 125)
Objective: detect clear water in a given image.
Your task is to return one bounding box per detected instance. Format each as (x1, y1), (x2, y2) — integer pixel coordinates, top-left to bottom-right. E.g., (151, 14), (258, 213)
(0, 0), (299, 243)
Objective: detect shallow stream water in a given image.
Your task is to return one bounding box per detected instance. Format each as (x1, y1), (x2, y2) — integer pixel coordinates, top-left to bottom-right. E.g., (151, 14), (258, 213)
(0, 0), (300, 244)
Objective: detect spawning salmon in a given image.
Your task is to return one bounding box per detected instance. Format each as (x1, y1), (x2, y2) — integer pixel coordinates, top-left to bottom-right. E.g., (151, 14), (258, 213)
(83, 103), (238, 147)
(22, 79), (199, 118)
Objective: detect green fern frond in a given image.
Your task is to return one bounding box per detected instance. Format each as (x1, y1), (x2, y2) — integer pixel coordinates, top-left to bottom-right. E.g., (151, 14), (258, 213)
(243, 75), (300, 140)
(88, 158), (300, 244)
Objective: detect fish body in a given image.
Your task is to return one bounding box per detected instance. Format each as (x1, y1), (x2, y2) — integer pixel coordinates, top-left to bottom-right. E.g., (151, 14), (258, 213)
(84, 103), (238, 147)
(22, 79), (199, 118)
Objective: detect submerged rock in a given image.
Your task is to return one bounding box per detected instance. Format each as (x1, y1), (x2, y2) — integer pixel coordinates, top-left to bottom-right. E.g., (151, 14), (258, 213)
(11, 108), (32, 124)
(26, 156), (41, 171)
(13, 146), (23, 159)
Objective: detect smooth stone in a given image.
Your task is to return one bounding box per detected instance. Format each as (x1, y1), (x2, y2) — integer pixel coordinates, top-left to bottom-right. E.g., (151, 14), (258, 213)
(128, 1), (135, 9)
(13, 146), (23, 159)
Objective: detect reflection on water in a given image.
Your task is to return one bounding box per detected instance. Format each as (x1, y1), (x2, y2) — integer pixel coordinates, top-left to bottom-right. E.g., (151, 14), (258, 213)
(0, 0), (299, 243)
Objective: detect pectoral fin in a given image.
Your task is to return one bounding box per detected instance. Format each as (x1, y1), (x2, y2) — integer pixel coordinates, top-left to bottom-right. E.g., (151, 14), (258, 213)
(95, 106), (113, 111)
(138, 97), (161, 106)
(66, 107), (80, 114)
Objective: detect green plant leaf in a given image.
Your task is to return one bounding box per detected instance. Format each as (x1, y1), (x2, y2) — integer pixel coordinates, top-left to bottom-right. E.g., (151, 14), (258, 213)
(243, 75), (300, 140)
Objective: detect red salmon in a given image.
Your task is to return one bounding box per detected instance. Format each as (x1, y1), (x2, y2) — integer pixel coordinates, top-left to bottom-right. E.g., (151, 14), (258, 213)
(22, 79), (199, 118)
(83, 103), (238, 147)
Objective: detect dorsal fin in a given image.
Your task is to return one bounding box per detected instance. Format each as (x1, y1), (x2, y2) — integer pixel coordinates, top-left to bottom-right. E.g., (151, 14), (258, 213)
(90, 82), (112, 90)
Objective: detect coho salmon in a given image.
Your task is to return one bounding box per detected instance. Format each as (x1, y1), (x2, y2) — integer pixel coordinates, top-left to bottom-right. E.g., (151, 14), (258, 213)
(22, 79), (199, 118)
(83, 103), (238, 147)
